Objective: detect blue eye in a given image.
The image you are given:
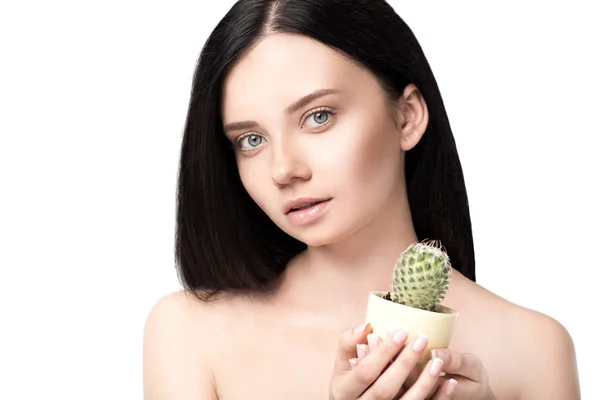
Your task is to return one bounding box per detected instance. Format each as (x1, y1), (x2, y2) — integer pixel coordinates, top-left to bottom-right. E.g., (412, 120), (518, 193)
(312, 111), (329, 124)
(304, 108), (336, 128)
(237, 134), (264, 150)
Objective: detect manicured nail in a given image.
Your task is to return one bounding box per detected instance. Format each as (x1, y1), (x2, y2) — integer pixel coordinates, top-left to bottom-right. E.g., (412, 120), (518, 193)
(367, 333), (379, 348)
(349, 358), (358, 368)
(354, 323), (367, 334)
(412, 334), (428, 352)
(445, 378), (457, 395)
(429, 357), (444, 376)
(393, 329), (408, 344)
(356, 344), (368, 359)
(431, 349), (448, 363)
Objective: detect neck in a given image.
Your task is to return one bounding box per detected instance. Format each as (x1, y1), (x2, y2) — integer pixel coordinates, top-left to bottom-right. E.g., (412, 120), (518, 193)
(276, 186), (421, 322)
(305, 207), (418, 296)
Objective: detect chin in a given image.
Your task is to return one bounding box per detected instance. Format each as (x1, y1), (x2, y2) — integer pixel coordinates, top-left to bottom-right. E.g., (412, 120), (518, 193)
(279, 217), (365, 248)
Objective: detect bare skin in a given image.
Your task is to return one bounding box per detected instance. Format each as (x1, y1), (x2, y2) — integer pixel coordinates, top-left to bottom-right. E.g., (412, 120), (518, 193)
(143, 33), (580, 399)
(143, 269), (579, 399)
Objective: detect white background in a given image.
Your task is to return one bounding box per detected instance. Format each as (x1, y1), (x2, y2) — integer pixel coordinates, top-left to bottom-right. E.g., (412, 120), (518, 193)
(1, 1), (597, 398)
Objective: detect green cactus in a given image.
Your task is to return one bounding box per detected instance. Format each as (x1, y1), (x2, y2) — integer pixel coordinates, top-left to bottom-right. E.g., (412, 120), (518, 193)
(384, 239), (452, 312)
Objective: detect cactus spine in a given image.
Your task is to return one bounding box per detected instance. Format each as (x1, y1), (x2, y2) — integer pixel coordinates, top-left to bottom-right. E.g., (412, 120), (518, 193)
(386, 240), (452, 312)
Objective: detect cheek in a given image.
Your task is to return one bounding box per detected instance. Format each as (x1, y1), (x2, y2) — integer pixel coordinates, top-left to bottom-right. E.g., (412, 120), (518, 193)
(316, 117), (401, 190)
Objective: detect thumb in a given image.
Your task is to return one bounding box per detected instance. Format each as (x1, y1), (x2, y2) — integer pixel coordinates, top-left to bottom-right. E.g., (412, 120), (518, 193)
(333, 322), (372, 373)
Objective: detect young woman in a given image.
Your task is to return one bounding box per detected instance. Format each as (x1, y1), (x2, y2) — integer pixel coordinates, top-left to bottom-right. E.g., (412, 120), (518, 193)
(143, 1), (580, 399)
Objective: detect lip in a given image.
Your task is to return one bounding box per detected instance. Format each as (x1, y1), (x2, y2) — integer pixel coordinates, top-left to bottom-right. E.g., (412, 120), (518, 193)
(283, 197), (332, 214)
(284, 198), (332, 226)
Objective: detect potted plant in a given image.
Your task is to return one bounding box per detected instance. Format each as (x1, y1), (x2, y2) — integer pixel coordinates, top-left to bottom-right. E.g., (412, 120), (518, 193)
(364, 239), (459, 367)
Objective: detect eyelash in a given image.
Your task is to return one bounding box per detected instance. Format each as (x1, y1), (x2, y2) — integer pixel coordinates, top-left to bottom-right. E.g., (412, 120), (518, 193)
(234, 107), (337, 152)
(302, 107), (337, 129)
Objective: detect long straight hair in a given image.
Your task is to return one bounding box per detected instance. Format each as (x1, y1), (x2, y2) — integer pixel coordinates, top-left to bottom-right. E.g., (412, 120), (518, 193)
(175, 0), (476, 301)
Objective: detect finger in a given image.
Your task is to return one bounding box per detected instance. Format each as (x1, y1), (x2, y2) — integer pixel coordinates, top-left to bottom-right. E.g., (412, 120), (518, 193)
(343, 329), (409, 398)
(357, 344), (369, 361)
(359, 332), (427, 400)
(399, 356), (445, 399)
(402, 364), (423, 389)
(366, 332), (383, 358)
(351, 335), (380, 368)
(431, 349), (482, 382)
(425, 377), (445, 399)
(430, 377), (457, 399)
(333, 323), (372, 373)
(422, 374), (446, 399)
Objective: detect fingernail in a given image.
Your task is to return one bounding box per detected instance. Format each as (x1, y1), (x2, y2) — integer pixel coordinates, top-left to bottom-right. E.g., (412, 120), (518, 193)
(354, 323), (367, 334)
(431, 349), (438, 362)
(392, 329), (408, 344)
(429, 357), (444, 376)
(445, 378), (457, 395)
(412, 334), (428, 352)
(431, 349), (448, 363)
(367, 333), (379, 348)
(356, 344), (368, 359)
(349, 358), (358, 368)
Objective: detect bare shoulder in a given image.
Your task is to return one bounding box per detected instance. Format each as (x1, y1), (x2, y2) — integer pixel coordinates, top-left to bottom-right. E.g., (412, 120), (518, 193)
(466, 281), (581, 399)
(508, 303), (581, 399)
(142, 290), (221, 400)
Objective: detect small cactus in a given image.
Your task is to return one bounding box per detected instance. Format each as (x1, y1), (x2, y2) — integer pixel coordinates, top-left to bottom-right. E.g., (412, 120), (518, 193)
(384, 239), (452, 312)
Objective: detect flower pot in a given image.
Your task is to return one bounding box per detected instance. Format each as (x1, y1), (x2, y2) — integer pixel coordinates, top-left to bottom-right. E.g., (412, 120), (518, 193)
(364, 291), (459, 367)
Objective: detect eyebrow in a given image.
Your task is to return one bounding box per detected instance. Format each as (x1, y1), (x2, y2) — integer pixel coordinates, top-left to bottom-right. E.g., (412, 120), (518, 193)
(223, 88), (341, 134)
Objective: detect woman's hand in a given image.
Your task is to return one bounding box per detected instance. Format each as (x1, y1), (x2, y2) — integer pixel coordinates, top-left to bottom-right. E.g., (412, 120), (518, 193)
(329, 323), (457, 399)
(427, 349), (497, 400)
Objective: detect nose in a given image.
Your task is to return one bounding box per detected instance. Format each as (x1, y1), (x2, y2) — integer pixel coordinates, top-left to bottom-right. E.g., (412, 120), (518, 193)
(270, 138), (311, 187)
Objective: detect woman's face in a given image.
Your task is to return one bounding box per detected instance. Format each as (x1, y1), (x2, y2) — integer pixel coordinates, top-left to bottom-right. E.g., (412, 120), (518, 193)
(221, 33), (423, 247)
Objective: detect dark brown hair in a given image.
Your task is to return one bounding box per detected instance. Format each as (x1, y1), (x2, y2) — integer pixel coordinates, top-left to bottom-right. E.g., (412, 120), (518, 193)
(175, 0), (476, 301)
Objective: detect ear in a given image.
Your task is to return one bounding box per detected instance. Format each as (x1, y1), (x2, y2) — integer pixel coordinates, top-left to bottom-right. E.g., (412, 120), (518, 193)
(395, 83), (429, 151)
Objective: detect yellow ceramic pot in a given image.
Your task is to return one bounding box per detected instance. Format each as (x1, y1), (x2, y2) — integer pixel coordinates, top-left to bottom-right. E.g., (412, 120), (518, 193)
(364, 291), (459, 367)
